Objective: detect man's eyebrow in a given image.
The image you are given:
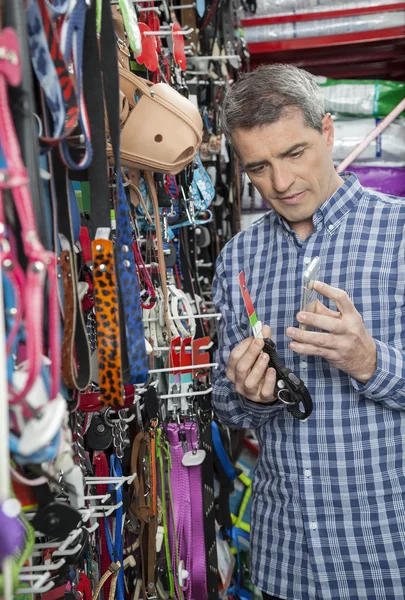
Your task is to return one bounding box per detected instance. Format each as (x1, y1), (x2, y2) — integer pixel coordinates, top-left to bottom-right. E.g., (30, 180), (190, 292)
(244, 143), (309, 170)
(245, 159), (269, 170)
(277, 142), (308, 158)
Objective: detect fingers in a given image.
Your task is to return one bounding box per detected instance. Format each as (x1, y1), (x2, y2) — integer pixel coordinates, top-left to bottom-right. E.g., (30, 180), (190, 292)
(313, 281), (356, 316)
(295, 311), (345, 334)
(259, 367), (277, 402)
(226, 326), (277, 403)
(228, 336), (255, 368)
(226, 337), (263, 383)
(235, 338), (265, 382)
(287, 326), (337, 349)
(288, 340), (337, 361)
(241, 364), (277, 404)
(262, 324), (272, 338)
(244, 351), (270, 392)
(313, 299), (341, 318)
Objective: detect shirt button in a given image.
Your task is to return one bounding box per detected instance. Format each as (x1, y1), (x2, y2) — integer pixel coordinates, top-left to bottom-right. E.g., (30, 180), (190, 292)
(304, 469), (311, 478)
(328, 223), (334, 231)
(304, 257), (311, 265)
(310, 522), (318, 530)
(300, 361), (308, 369)
(284, 231), (289, 238)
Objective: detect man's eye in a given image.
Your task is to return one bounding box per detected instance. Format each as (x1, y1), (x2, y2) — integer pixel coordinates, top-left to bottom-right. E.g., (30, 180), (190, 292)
(290, 151), (303, 159)
(251, 166), (265, 174)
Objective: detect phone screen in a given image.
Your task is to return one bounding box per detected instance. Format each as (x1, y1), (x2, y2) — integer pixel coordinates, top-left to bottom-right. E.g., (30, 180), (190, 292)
(300, 257), (320, 330)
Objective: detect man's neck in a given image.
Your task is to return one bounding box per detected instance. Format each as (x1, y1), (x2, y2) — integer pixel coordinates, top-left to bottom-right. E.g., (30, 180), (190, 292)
(290, 219), (314, 241)
(289, 172), (345, 241)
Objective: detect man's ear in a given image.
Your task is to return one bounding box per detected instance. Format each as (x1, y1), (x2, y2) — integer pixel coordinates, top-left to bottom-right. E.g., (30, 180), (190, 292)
(322, 113), (334, 154)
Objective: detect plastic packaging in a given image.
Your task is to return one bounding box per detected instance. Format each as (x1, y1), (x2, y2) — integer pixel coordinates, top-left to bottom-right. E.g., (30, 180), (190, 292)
(347, 166), (405, 197)
(316, 77), (405, 118)
(252, 0), (401, 17)
(118, 0), (142, 56)
(332, 117), (405, 165)
(244, 10), (404, 43)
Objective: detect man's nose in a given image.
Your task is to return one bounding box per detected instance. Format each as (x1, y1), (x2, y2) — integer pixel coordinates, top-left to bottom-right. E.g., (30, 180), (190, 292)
(271, 163), (295, 194)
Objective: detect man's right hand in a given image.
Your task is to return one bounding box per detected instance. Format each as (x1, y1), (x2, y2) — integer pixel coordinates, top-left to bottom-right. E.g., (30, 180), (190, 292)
(225, 325), (278, 404)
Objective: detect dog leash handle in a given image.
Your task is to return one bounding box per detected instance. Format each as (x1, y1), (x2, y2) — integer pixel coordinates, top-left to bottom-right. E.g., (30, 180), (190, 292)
(262, 338), (313, 421)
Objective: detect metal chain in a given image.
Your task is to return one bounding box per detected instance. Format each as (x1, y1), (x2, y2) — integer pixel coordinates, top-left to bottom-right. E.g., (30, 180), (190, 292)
(104, 408), (131, 459)
(85, 309), (98, 353)
(75, 410), (88, 474)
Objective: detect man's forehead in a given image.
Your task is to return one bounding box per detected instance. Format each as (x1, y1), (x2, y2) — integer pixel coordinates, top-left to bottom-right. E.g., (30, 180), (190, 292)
(231, 117), (311, 164)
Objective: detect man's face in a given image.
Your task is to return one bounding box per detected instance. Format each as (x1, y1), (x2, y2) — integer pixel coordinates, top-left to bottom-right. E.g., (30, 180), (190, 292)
(232, 110), (339, 227)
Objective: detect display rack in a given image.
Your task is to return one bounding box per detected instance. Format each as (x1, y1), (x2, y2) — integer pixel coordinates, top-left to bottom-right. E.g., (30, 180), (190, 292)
(242, 2), (405, 79)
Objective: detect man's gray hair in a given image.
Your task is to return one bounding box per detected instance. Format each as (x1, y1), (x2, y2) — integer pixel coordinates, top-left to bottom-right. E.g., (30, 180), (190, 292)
(221, 63), (325, 140)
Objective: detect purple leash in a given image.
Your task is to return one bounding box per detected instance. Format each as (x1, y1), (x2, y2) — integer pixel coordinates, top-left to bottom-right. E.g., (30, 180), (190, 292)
(167, 422), (208, 599)
(167, 422), (187, 599)
(185, 420), (208, 600)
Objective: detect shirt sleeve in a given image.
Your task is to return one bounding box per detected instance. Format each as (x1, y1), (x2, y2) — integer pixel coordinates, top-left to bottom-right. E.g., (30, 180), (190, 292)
(350, 338), (405, 411)
(349, 219), (405, 410)
(211, 250), (282, 429)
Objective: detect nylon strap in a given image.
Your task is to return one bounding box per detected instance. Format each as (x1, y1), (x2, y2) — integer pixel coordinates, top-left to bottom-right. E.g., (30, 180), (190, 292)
(52, 151), (92, 391)
(198, 393), (219, 599)
(82, 0), (126, 403)
(156, 428), (175, 597)
(164, 437), (183, 600)
(81, 0), (111, 235)
(27, 0), (80, 147)
(130, 430), (158, 598)
(100, 0), (148, 385)
(60, 249), (77, 390)
(4, 0), (52, 250)
(185, 421), (207, 598)
(93, 452), (112, 600)
(59, 0), (93, 170)
(84, 0), (148, 387)
(144, 171), (172, 341)
(105, 455), (125, 600)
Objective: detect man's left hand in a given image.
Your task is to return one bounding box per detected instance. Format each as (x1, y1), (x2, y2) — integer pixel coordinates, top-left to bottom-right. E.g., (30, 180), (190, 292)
(286, 281), (377, 384)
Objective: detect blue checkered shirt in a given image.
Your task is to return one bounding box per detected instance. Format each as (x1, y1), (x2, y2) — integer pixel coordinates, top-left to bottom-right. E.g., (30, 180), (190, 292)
(212, 174), (405, 600)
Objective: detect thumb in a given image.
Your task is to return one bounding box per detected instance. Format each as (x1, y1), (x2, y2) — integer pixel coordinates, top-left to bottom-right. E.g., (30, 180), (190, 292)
(262, 324), (272, 338)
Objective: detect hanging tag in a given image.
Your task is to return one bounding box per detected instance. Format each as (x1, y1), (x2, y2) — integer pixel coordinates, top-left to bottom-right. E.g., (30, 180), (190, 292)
(95, 227), (110, 240)
(136, 23), (158, 72)
(172, 22), (186, 71)
(238, 271), (263, 339)
(180, 336), (193, 414)
(181, 449), (206, 467)
(63, 464), (85, 509)
(192, 336), (211, 380)
(167, 336), (181, 416)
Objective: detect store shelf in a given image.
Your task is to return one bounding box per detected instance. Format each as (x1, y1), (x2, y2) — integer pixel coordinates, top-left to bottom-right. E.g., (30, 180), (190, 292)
(246, 26), (405, 54)
(247, 33), (405, 80)
(242, 2), (405, 80)
(242, 2), (405, 26)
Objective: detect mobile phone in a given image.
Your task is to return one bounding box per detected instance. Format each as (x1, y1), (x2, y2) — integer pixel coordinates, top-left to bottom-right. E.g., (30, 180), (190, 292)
(300, 256), (320, 330)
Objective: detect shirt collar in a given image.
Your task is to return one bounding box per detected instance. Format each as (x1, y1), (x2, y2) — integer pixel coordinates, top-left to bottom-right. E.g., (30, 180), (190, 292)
(313, 172), (363, 233)
(273, 172), (363, 236)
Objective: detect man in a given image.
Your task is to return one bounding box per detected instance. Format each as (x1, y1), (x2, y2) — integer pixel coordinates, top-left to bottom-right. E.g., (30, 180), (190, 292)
(212, 63), (405, 600)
